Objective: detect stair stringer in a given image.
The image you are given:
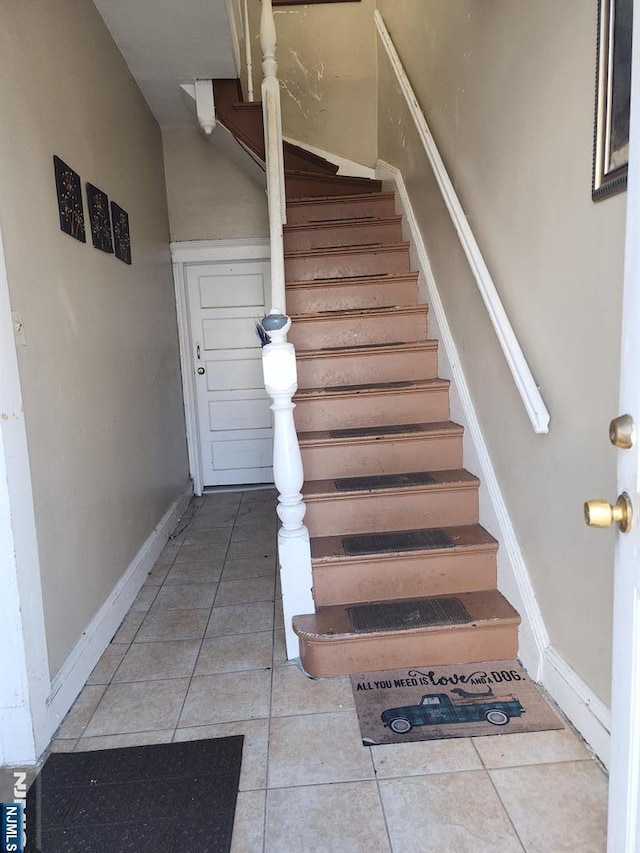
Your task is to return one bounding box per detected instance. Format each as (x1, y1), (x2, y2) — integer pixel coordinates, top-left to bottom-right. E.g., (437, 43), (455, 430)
(375, 160), (549, 682)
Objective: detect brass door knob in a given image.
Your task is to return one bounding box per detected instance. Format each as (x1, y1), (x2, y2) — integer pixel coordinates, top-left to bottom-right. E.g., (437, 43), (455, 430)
(584, 493), (633, 533)
(609, 414), (635, 449)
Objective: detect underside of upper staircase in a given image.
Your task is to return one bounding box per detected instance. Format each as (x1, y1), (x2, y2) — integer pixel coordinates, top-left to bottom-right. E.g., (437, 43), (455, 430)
(219, 79), (520, 677)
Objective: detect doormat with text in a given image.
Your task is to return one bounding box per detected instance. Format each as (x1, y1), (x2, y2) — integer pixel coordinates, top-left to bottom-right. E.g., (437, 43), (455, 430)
(350, 660), (563, 745)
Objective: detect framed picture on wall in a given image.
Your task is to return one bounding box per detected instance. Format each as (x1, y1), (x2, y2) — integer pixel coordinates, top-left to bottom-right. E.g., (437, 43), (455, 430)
(53, 155), (86, 242)
(592, 0), (633, 200)
(86, 183), (113, 254)
(111, 201), (131, 265)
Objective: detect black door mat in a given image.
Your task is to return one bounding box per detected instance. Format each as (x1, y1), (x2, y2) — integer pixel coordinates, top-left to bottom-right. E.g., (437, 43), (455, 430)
(329, 423), (430, 438)
(347, 596), (471, 633)
(25, 736), (243, 853)
(342, 528), (454, 556)
(350, 660), (565, 745)
(335, 471), (436, 492)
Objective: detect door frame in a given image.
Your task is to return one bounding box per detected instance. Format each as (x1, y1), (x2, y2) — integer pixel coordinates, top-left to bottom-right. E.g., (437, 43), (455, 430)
(171, 238), (271, 494)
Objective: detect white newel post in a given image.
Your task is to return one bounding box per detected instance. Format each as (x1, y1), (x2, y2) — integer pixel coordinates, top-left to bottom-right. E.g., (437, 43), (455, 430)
(261, 312), (314, 659)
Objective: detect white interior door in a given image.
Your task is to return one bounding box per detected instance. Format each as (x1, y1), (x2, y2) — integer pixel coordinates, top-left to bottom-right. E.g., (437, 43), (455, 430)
(186, 259), (274, 487)
(608, 3), (640, 849)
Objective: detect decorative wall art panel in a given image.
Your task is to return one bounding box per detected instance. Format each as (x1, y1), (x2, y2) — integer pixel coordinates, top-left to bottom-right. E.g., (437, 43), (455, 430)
(86, 183), (113, 254)
(111, 201), (131, 265)
(53, 155), (86, 242)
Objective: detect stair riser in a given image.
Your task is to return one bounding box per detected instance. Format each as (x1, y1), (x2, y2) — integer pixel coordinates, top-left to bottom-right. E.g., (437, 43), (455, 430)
(300, 433), (463, 480)
(304, 486), (479, 537)
(297, 624), (519, 678)
(286, 278), (419, 314)
(284, 220), (403, 253)
(312, 549), (498, 606)
(287, 194), (396, 225)
(286, 175), (381, 199)
(290, 309), (427, 350)
(285, 247), (410, 282)
(294, 388), (449, 431)
(297, 347), (437, 389)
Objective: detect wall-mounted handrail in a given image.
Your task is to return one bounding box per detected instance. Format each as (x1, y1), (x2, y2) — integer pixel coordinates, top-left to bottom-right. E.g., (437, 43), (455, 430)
(375, 10), (550, 434)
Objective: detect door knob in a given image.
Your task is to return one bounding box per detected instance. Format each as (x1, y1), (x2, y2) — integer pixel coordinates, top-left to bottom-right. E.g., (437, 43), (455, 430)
(609, 414), (635, 449)
(197, 367), (205, 375)
(584, 493), (633, 533)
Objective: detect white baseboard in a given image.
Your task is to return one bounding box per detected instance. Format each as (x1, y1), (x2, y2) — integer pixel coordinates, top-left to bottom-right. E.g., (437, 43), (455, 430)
(375, 159), (611, 765)
(283, 136), (376, 180)
(542, 647), (611, 767)
(45, 480), (193, 745)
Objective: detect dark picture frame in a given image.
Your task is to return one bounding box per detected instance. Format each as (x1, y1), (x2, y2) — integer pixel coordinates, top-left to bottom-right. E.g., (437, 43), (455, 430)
(592, 0), (633, 200)
(111, 201), (131, 265)
(53, 155), (86, 242)
(86, 183), (113, 254)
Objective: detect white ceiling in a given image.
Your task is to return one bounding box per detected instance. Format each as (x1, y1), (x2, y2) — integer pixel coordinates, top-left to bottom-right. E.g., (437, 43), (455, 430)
(93, 0), (237, 127)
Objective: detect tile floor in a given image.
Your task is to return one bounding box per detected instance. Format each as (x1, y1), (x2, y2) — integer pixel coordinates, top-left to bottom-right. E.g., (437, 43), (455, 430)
(50, 488), (609, 852)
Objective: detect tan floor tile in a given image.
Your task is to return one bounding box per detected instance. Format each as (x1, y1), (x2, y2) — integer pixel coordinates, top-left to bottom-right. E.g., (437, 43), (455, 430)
(206, 602), (274, 637)
(267, 711), (374, 788)
(150, 582), (217, 611)
(371, 738), (482, 778)
(164, 561), (223, 585)
(225, 539), (277, 561)
(178, 670), (272, 727)
(215, 577), (275, 607)
(379, 771), (523, 852)
(49, 739), (78, 753)
(182, 527), (233, 545)
(111, 610), (145, 643)
(221, 555), (277, 581)
(83, 679), (189, 737)
(202, 490), (243, 506)
(76, 729), (174, 752)
(231, 520), (278, 542)
(135, 607), (210, 642)
(189, 505), (239, 529)
(232, 790), (266, 853)
(272, 630), (295, 667)
(490, 761), (607, 852)
(265, 782), (390, 852)
(174, 718), (269, 791)
(130, 584), (159, 612)
(146, 561), (172, 585)
(274, 599), (284, 630)
(473, 728), (591, 769)
(195, 632), (273, 676)
(271, 665), (354, 716)
(86, 644), (126, 685)
(173, 540), (229, 565)
(113, 639), (200, 682)
(56, 685), (107, 739)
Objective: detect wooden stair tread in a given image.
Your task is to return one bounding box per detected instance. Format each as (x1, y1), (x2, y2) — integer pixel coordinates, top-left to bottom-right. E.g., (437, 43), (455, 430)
(310, 524), (498, 562)
(303, 469), (479, 499)
(290, 304), (426, 322)
(293, 590), (520, 638)
(296, 339), (436, 359)
(298, 420), (463, 445)
(285, 242), (410, 260)
(295, 377), (449, 399)
(287, 190), (393, 208)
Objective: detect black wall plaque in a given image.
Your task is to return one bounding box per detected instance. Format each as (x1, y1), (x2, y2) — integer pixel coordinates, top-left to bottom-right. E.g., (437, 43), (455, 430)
(111, 201), (131, 264)
(53, 155), (86, 242)
(86, 183), (113, 253)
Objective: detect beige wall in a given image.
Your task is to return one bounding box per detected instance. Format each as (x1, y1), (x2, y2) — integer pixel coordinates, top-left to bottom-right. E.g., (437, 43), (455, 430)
(243, 0), (378, 166)
(377, 0), (626, 705)
(162, 127), (268, 242)
(0, 0), (189, 676)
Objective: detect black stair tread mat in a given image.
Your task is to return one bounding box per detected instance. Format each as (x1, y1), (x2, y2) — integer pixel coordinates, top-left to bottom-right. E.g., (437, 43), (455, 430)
(329, 422), (449, 439)
(25, 736), (243, 853)
(335, 471), (437, 491)
(317, 341), (414, 352)
(347, 597), (472, 634)
(342, 528), (455, 556)
(324, 380), (417, 392)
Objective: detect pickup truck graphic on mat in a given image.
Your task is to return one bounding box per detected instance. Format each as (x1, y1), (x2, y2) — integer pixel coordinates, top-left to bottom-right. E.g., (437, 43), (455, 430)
(381, 692), (525, 733)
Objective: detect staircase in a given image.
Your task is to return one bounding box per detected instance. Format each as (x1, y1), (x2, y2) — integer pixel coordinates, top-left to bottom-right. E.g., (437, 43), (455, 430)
(216, 79), (521, 678)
